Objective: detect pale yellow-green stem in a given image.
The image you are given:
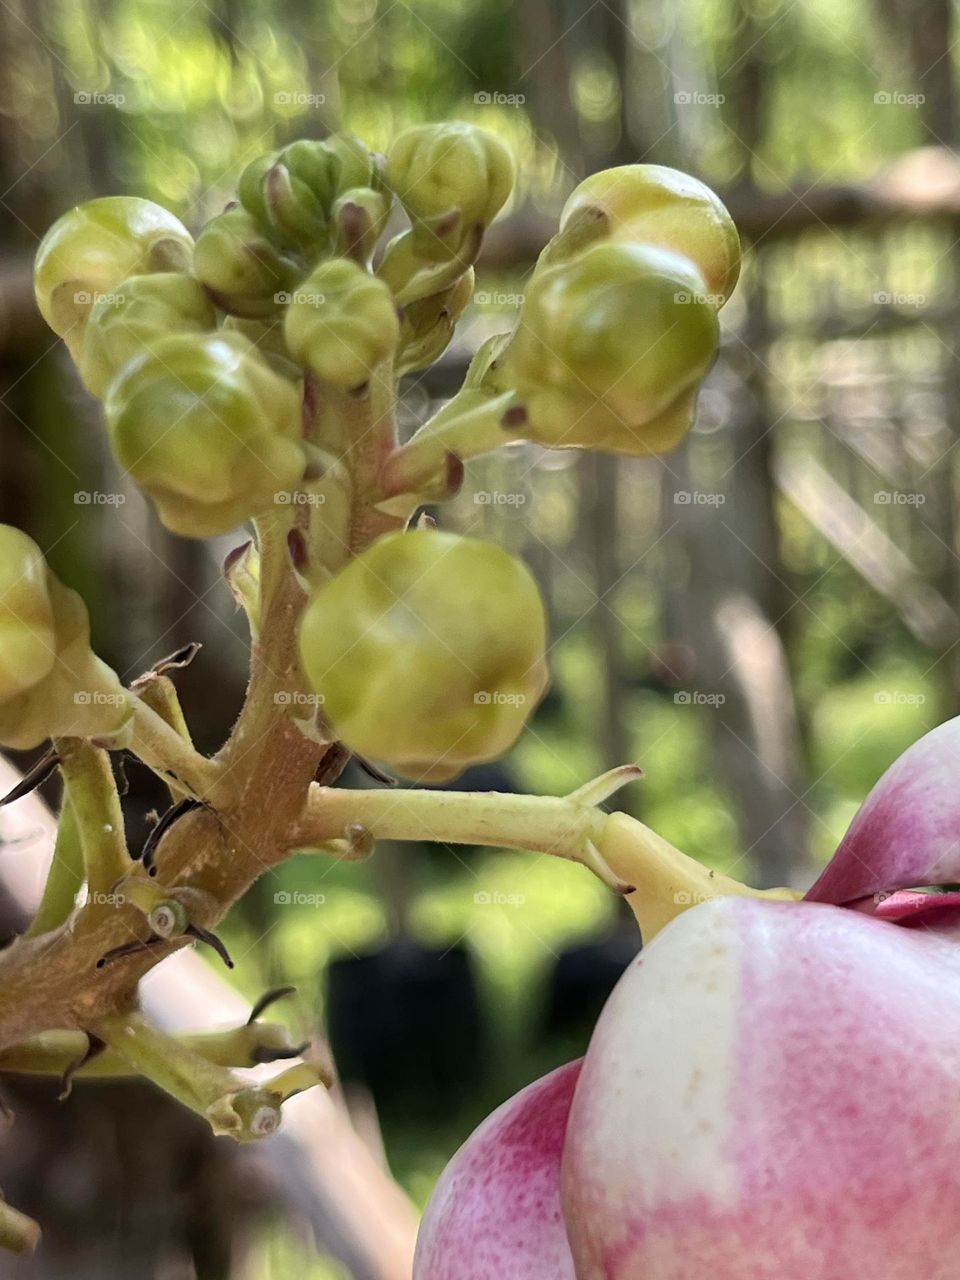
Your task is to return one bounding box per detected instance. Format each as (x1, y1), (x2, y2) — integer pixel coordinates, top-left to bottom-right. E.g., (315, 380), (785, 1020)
(24, 800), (83, 937)
(290, 773), (800, 942)
(377, 387), (522, 498)
(127, 694), (231, 804)
(54, 738), (132, 897)
(0, 1021), (304, 1077)
(95, 1011), (325, 1140)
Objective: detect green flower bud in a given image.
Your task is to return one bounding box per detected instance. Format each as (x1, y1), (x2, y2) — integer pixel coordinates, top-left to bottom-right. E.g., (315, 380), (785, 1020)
(396, 268), (474, 376)
(552, 165), (741, 306)
(497, 241), (719, 455)
(193, 206), (299, 318)
(34, 197), (194, 362)
(237, 136), (386, 256)
(0, 527), (55, 702)
(80, 273), (216, 397)
(377, 227), (473, 306)
(332, 186), (390, 264)
(386, 123), (513, 259)
(283, 259), (399, 387)
(0, 525), (130, 749)
(298, 530), (548, 783)
(105, 332), (304, 537)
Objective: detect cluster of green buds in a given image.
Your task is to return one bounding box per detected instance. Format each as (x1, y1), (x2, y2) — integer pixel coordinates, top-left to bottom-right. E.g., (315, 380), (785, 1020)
(491, 164), (739, 455)
(379, 163), (740, 499)
(0, 525), (129, 749)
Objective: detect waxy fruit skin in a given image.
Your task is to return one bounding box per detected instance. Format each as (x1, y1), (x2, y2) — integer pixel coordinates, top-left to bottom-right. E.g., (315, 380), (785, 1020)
(561, 895), (960, 1280)
(416, 715), (960, 1280)
(806, 713), (960, 908)
(414, 1061), (581, 1279)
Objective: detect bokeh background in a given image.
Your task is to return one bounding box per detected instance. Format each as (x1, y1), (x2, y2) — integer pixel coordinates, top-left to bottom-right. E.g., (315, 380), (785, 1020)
(1, 0), (958, 1275)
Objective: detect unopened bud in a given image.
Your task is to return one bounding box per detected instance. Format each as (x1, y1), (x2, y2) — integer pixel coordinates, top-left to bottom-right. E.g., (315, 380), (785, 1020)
(81, 273), (216, 396)
(497, 242), (719, 455)
(105, 332), (304, 536)
(34, 197), (193, 361)
(283, 259), (399, 387)
(238, 135), (387, 256)
(551, 164), (740, 305)
(386, 123), (513, 260)
(193, 206), (299, 318)
(298, 530), (548, 782)
(0, 525), (130, 748)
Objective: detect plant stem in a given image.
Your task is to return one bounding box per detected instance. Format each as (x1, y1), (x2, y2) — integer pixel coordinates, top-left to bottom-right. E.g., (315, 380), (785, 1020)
(378, 387), (522, 498)
(24, 800), (83, 936)
(0, 1023), (301, 1077)
(54, 739), (132, 897)
(291, 783), (801, 943)
(291, 784), (608, 859)
(127, 695), (231, 803)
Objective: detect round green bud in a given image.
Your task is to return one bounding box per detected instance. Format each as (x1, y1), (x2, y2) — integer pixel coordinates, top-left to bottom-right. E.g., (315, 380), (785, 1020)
(298, 530), (548, 782)
(555, 165), (741, 306)
(332, 186), (390, 264)
(0, 526), (130, 749)
(386, 123), (513, 259)
(105, 332), (304, 537)
(498, 241), (719, 456)
(34, 197), (194, 362)
(193, 205), (300, 318)
(283, 259), (399, 387)
(80, 273), (216, 397)
(0, 526), (56, 702)
(237, 135), (387, 257)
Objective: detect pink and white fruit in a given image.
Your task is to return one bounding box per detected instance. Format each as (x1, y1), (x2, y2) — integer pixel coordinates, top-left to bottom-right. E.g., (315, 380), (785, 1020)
(414, 1062), (581, 1279)
(415, 715), (960, 1280)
